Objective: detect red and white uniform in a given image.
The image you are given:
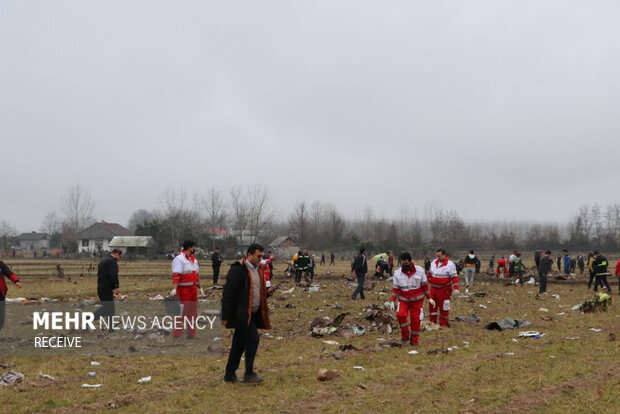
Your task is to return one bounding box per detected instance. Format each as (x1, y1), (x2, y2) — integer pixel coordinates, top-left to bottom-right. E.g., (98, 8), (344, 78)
(391, 264), (430, 345)
(261, 257), (273, 288)
(428, 257), (459, 327)
(172, 251), (200, 338)
(496, 258), (508, 278)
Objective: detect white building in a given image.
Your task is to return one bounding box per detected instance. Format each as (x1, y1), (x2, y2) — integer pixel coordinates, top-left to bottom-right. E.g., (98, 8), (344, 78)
(18, 232), (50, 250)
(76, 221), (133, 253)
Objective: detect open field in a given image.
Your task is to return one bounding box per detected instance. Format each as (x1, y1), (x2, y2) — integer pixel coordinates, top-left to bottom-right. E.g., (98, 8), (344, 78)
(1, 258), (619, 413)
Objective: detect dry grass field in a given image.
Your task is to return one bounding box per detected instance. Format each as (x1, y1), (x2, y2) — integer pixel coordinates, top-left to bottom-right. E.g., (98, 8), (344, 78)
(0, 257), (618, 413)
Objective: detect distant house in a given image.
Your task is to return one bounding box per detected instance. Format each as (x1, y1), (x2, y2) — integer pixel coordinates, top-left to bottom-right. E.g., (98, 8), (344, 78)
(206, 228), (230, 240)
(76, 221), (133, 253)
(18, 232), (50, 250)
(268, 236), (299, 259)
(108, 236), (155, 255)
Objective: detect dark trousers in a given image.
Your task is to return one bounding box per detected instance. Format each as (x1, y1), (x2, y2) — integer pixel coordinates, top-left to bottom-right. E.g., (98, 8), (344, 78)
(351, 273), (366, 299)
(0, 294), (5, 332)
(539, 273), (547, 293)
(213, 265), (221, 284)
(588, 271), (596, 289)
(225, 312), (260, 377)
(594, 275), (611, 292)
(93, 287), (115, 327)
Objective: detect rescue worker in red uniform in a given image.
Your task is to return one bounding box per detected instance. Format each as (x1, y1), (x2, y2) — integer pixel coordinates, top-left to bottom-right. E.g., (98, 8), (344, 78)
(496, 256), (508, 279)
(390, 252), (435, 345)
(170, 240), (204, 339)
(0, 261), (22, 333)
(427, 248), (459, 327)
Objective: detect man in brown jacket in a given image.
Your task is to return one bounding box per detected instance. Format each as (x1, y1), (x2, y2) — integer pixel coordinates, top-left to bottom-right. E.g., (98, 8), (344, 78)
(222, 243), (271, 383)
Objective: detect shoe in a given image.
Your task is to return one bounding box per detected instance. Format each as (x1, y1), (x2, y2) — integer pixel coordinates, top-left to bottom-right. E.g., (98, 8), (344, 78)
(223, 374), (237, 383)
(243, 372), (263, 384)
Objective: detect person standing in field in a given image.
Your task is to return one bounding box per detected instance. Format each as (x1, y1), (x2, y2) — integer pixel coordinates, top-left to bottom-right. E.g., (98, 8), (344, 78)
(170, 240), (204, 339)
(489, 254), (495, 272)
(93, 249), (122, 329)
(462, 250), (480, 291)
(387, 251), (394, 276)
(428, 248), (460, 327)
(0, 261), (22, 332)
(556, 255), (562, 272)
(211, 247), (223, 285)
(350, 247), (368, 300)
(538, 250), (553, 294)
(330, 252), (335, 266)
(512, 252), (525, 285)
(614, 257), (620, 294)
(563, 250), (571, 276)
(390, 252), (435, 345)
(591, 251), (612, 293)
(222, 243), (271, 383)
(320, 253), (325, 266)
(577, 254), (585, 275)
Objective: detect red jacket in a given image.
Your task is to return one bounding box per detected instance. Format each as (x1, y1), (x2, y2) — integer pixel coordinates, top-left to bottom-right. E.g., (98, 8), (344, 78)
(615, 259), (620, 277)
(0, 261), (20, 297)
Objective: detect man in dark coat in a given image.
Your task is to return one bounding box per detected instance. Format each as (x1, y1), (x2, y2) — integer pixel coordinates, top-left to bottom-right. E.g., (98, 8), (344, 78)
(222, 243), (271, 383)
(93, 249), (122, 328)
(350, 247), (368, 300)
(538, 250), (553, 294)
(211, 247), (223, 285)
(0, 261), (22, 332)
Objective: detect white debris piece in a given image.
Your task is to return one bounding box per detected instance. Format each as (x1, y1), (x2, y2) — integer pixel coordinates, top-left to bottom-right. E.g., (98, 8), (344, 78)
(138, 376), (152, 383)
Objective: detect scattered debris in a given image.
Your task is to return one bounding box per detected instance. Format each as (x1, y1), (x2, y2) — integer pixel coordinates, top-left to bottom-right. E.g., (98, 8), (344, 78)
(555, 275), (567, 280)
(1, 371), (24, 386)
(322, 340), (339, 346)
(284, 303), (296, 309)
(282, 287), (295, 294)
(353, 366), (365, 371)
(421, 321), (441, 331)
(479, 304), (487, 309)
(309, 286), (320, 292)
(352, 326), (366, 335)
(149, 294), (164, 301)
(565, 337), (580, 340)
(589, 328), (602, 332)
(609, 333), (616, 341)
(408, 350), (419, 355)
(484, 318), (531, 331)
(339, 344), (358, 351)
(357, 383), (368, 390)
(88, 372), (96, 377)
(81, 383), (102, 388)
(38, 373), (56, 381)
(317, 369), (339, 381)
(90, 361), (101, 366)
(138, 376), (152, 383)
(519, 331), (545, 338)
(472, 292), (488, 297)
(526, 277), (536, 285)
(333, 350), (345, 360)
(505, 352), (515, 356)
(454, 314), (480, 324)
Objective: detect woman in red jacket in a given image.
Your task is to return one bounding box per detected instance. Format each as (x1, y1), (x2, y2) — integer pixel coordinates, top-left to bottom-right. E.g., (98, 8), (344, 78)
(0, 261), (22, 332)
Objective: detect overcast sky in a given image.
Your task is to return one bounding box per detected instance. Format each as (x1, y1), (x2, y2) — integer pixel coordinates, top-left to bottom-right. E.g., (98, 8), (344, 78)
(2, 1), (619, 232)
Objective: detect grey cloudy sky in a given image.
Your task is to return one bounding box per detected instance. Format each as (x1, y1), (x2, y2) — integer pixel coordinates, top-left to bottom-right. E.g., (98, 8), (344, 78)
(2, 1), (619, 232)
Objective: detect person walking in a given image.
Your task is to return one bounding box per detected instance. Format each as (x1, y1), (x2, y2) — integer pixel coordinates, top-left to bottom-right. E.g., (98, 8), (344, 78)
(93, 249), (122, 329)
(538, 250), (553, 294)
(389, 252), (435, 346)
(350, 247), (368, 300)
(211, 247), (224, 285)
(170, 240), (204, 339)
(295, 249), (311, 284)
(592, 251), (612, 293)
(222, 243), (271, 383)
(428, 248), (459, 327)
(587, 253), (596, 289)
(462, 250), (480, 291)
(0, 261), (22, 333)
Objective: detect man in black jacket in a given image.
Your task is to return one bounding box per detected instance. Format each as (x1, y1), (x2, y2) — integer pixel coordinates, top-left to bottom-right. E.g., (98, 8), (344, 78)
(592, 251), (612, 293)
(350, 247), (368, 300)
(211, 247), (223, 285)
(93, 249), (122, 328)
(222, 243), (271, 384)
(538, 250), (553, 294)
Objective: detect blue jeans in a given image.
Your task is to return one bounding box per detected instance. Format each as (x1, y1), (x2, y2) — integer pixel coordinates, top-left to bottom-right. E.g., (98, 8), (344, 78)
(351, 274), (366, 299)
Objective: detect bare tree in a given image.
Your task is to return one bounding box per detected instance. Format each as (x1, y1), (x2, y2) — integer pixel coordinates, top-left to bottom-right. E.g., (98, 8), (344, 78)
(229, 186), (248, 235)
(40, 212), (60, 235)
(246, 184), (274, 243)
(60, 184), (96, 232)
(0, 219), (17, 252)
(288, 201), (310, 247)
(201, 188), (227, 230)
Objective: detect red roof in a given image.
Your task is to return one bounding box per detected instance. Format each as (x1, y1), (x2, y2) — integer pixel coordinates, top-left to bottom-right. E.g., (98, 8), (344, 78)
(206, 228), (230, 235)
